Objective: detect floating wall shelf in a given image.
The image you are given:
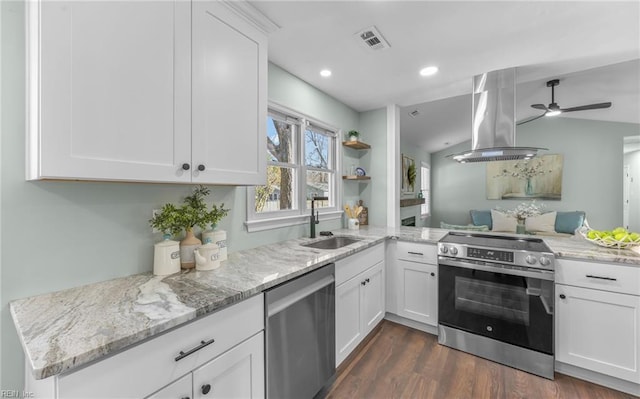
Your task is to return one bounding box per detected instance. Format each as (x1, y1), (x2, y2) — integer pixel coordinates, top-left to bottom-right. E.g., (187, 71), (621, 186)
(400, 198), (425, 207)
(342, 141), (371, 150)
(342, 176), (371, 181)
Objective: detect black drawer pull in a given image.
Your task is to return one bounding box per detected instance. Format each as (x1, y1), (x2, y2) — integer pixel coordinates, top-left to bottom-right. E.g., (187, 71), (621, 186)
(559, 294), (566, 299)
(408, 251), (424, 256)
(586, 274), (617, 281)
(201, 384), (212, 395)
(175, 338), (215, 362)
(430, 272), (435, 277)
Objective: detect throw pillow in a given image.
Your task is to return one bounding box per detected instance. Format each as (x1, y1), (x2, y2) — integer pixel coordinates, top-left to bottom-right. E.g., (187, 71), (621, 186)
(525, 211), (557, 233)
(555, 211), (586, 234)
(470, 210), (493, 230)
(491, 210), (517, 233)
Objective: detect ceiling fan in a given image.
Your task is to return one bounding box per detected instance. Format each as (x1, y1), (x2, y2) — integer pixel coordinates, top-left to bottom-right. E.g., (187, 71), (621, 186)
(516, 79), (612, 125)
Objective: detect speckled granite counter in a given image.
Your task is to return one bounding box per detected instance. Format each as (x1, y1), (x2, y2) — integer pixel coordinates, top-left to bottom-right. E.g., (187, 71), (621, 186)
(10, 225), (640, 381)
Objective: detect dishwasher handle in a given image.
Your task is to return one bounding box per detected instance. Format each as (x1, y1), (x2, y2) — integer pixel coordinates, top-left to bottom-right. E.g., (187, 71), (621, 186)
(267, 274), (334, 317)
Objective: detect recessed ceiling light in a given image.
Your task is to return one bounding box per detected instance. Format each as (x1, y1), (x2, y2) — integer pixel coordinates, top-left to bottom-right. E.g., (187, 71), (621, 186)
(320, 69), (332, 77)
(419, 66), (438, 77)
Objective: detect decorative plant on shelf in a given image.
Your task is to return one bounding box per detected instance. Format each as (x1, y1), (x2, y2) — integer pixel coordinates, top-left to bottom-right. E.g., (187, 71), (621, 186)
(347, 130), (360, 141)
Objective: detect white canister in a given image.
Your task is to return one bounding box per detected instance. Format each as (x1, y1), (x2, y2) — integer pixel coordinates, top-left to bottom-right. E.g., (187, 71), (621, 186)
(194, 242), (221, 271)
(348, 218), (360, 230)
(203, 230), (227, 262)
(153, 237), (181, 276)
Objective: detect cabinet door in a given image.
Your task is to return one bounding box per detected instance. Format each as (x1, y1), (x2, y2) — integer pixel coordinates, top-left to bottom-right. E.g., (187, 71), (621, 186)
(556, 284), (640, 383)
(191, 1), (267, 185)
(193, 332), (264, 399)
(335, 275), (363, 366)
(361, 261), (385, 336)
(30, 1), (191, 182)
(146, 374), (192, 399)
(397, 260), (438, 326)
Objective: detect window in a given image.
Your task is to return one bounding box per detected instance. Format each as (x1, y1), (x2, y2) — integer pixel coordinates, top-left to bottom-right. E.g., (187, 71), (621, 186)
(421, 162), (430, 217)
(246, 104), (341, 232)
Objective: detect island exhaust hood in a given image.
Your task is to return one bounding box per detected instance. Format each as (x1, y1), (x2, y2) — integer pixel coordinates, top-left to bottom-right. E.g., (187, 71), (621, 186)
(447, 68), (546, 163)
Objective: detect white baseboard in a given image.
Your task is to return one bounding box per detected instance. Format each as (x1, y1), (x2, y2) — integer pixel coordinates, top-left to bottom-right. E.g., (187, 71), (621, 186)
(555, 361), (640, 397)
(384, 312), (438, 336)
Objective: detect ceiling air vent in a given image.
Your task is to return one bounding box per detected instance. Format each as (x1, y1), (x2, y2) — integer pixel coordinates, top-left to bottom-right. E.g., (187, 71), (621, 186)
(408, 109), (420, 118)
(355, 26), (390, 51)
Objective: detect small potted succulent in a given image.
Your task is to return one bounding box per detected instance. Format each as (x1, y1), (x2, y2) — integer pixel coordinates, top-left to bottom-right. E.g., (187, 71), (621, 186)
(347, 130), (360, 142)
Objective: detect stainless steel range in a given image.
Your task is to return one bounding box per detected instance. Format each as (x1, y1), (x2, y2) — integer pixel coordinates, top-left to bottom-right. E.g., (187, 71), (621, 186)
(437, 232), (556, 379)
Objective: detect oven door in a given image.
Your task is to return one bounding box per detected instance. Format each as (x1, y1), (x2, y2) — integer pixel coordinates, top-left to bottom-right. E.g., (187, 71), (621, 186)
(438, 259), (554, 355)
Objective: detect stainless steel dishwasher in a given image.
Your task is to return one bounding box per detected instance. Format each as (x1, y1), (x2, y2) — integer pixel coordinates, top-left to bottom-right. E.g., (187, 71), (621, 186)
(265, 263), (335, 399)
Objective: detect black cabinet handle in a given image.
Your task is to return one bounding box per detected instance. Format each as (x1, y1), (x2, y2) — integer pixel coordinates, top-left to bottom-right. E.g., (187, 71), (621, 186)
(586, 274), (617, 281)
(182, 163), (190, 171)
(430, 272), (435, 277)
(559, 294), (566, 299)
(174, 338), (215, 362)
(201, 384), (211, 395)
(198, 164), (206, 171)
(361, 281), (366, 286)
(408, 251), (424, 256)
(365, 278), (370, 283)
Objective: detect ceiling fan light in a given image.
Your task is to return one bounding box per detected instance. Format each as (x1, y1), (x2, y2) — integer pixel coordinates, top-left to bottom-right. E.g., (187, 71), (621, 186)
(546, 110), (561, 117)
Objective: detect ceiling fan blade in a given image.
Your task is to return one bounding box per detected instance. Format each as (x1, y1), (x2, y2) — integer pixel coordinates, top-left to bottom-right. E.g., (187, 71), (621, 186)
(531, 104), (548, 111)
(561, 102), (612, 112)
(516, 113), (546, 126)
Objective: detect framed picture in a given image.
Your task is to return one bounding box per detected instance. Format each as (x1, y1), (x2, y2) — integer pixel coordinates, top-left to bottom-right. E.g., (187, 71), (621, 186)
(402, 154), (416, 194)
(486, 154), (563, 200)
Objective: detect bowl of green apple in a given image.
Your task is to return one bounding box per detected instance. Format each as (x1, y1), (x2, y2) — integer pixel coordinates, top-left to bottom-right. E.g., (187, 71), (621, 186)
(580, 227), (640, 249)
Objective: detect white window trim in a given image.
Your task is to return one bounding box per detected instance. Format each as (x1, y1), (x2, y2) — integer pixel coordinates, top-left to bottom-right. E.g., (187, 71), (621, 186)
(245, 101), (342, 233)
(420, 161), (430, 219)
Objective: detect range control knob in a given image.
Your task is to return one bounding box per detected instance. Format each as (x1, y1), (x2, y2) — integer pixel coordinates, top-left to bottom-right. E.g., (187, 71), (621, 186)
(539, 256), (551, 267)
(449, 247), (458, 256)
(525, 255), (537, 265)
(440, 246), (448, 254)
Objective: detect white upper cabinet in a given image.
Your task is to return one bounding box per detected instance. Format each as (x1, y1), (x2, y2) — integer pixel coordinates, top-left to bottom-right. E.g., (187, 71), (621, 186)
(192, 1), (267, 185)
(27, 1), (266, 185)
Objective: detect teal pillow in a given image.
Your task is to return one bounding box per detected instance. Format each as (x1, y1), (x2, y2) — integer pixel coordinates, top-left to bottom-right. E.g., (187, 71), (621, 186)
(555, 211), (586, 234)
(440, 222), (490, 231)
(470, 210), (492, 230)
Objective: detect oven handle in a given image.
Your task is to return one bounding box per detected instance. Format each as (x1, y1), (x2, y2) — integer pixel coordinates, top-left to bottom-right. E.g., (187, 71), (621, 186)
(438, 258), (555, 281)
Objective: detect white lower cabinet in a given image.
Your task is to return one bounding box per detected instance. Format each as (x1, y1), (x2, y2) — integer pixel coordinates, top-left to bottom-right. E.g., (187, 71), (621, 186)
(192, 333), (264, 399)
(397, 259), (438, 326)
(28, 295), (265, 399)
(147, 374), (193, 399)
(335, 243), (385, 367)
(556, 284), (640, 383)
(555, 258), (640, 387)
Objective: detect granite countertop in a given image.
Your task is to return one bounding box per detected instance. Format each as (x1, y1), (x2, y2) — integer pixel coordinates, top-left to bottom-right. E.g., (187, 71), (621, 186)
(10, 225), (640, 381)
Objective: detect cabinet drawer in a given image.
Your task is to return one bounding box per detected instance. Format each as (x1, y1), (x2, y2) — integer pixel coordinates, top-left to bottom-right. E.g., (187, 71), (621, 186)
(556, 259), (640, 296)
(336, 243), (384, 286)
(396, 241), (437, 264)
(58, 294), (264, 399)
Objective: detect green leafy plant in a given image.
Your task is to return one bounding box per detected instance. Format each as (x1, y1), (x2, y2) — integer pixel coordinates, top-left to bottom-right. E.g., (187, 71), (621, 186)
(149, 185), (230, 236)
(348, 130), (360, 139)
(407, 162), (416, 187)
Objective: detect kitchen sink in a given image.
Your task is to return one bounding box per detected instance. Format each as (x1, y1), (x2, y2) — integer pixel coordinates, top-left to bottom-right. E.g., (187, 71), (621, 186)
(301, 236), (361, 250)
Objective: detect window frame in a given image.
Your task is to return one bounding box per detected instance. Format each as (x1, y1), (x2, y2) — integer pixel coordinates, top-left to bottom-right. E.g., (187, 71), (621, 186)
(420, 162), (430, 219)
(245, 102), (342, 232)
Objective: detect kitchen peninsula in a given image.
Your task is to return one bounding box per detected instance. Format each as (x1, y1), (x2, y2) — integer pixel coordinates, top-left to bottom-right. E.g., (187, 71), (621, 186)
(10, 227), (640, 397)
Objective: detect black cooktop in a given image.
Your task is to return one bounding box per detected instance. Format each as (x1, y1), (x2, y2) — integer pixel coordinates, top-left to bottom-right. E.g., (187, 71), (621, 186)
(439, 232), (552, 253)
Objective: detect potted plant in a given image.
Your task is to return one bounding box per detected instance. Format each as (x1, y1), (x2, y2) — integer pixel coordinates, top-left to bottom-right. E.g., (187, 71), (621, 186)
(150, 185), (230, 269)
(347, 130), (360, 141)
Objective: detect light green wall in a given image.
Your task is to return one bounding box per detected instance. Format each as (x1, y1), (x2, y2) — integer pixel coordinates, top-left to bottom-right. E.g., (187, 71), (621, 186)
(430, 117), (640, 230)
(399, 144), (430, 227)
(0, 2), (362, 388)
(358, 109), (388, 227)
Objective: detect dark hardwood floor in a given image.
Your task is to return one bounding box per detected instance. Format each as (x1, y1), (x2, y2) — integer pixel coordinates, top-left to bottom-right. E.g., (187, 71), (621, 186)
(326, 320), (638, 399)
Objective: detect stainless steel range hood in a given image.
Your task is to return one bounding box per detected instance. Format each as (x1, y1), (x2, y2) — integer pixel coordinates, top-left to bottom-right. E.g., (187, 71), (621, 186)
(447, 68), (545, 163)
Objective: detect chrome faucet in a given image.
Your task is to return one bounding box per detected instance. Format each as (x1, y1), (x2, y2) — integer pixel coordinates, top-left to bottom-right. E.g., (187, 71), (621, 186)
(310, 196), (328, 238)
